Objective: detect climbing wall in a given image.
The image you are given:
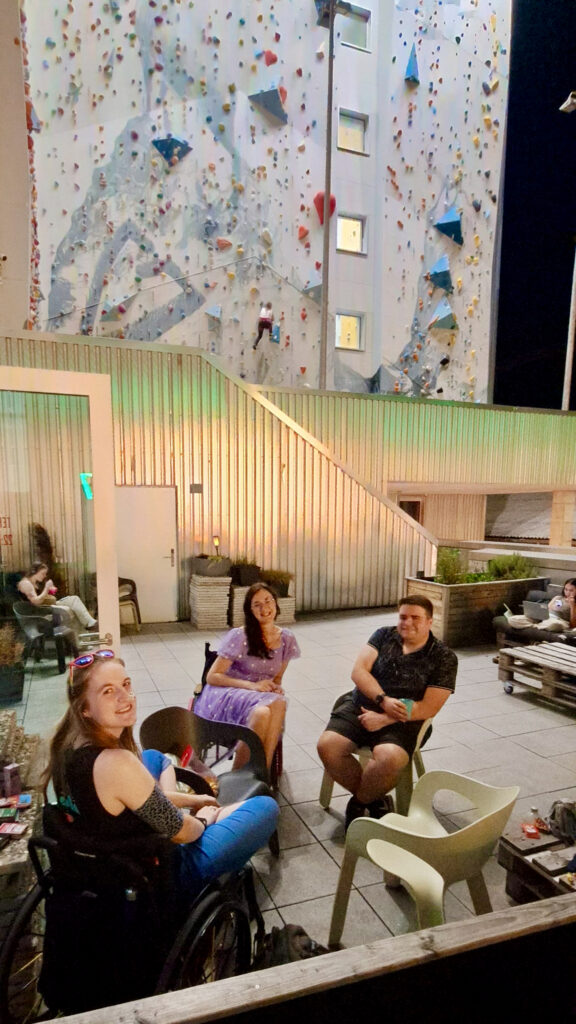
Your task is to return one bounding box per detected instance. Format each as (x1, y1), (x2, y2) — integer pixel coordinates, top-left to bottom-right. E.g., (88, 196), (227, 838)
(20, 1), (510, 399)
(20, 0), (335, 387)
(371, 0), (511, 402)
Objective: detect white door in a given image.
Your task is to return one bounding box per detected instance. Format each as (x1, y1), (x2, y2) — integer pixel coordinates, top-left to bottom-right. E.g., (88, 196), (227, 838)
(115, 486), (178, 622)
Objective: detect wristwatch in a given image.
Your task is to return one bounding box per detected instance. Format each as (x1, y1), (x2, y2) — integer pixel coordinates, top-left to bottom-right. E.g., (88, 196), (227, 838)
(374, 692), (386, 707)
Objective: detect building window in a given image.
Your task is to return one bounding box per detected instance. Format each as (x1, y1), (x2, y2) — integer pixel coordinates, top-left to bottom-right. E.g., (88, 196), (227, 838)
(335, 313), (363, 350)
(336, 5), (371, 50)
(338, 110), (369, 154)
(337, 215), (366, 254)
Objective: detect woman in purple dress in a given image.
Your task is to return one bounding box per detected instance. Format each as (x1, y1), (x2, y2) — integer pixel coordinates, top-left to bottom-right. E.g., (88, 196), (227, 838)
(193, 584), (300, 770)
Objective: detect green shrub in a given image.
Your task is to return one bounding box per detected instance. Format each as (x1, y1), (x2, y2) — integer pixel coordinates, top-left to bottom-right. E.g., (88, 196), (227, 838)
(486, 553), (534, 580)
(434, 548), (464, 585)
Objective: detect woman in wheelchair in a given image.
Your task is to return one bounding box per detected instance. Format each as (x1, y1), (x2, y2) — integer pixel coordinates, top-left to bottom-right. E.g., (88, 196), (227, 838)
(193, 583), (300, 771)
(44, 651), (279, 893)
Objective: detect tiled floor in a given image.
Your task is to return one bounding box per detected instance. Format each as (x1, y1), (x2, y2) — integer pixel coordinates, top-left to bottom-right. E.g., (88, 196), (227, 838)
(15, 608), (576, 947)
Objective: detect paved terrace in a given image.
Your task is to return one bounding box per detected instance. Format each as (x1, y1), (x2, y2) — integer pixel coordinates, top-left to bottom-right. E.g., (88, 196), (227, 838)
(15, 609), (576, 946)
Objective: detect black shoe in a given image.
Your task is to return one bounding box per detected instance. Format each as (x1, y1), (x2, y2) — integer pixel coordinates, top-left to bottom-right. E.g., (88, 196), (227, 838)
(253, 342), (259, 350)
(367, 795), (395, 819)
(345, 796), (367, 831)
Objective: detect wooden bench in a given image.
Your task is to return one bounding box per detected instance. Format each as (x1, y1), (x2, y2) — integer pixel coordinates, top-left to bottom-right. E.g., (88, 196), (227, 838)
(498, 642), (576, 710)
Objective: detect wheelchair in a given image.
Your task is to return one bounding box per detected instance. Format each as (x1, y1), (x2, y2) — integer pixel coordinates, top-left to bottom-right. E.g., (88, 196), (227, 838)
(0, 803), (264, 1023)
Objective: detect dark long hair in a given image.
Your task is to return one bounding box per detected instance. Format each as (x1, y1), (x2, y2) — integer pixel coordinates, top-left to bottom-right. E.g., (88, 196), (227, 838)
(243, 583), (280, 659)
(41, 656), (138, 800)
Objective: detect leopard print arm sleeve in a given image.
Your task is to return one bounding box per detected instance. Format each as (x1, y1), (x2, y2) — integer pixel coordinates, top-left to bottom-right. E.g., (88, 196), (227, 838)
(133, 783), (184, 839)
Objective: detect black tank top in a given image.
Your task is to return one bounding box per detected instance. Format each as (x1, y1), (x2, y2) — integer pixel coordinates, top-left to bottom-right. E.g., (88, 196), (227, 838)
(64, 746), (153, 841)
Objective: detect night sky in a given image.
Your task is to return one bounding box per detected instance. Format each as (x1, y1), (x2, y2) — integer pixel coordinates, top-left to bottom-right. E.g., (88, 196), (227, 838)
(494, 0), (576, 410)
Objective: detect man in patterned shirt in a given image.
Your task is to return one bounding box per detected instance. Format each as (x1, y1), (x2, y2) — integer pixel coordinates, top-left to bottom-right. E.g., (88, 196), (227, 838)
(317, 596), (457, 828)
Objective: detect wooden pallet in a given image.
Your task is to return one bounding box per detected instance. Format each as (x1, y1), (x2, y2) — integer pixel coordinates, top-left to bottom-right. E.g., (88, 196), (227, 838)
(498, 642), (576, 710)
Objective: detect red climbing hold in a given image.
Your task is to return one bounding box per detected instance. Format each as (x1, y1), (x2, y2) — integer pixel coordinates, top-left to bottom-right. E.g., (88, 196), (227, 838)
(313, 191), (336, 224)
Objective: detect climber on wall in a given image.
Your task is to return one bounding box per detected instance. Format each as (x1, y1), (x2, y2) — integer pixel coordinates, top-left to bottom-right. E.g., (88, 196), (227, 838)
(253, 302), (274, 349)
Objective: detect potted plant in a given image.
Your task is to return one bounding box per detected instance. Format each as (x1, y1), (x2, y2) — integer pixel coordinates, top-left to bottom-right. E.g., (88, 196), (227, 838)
(190, 553), (232, 578)
(230, 557), (261, 587)
(0, 625), (25, 703)
(260, 569), (294, 598)
(406, 550), (546, 646)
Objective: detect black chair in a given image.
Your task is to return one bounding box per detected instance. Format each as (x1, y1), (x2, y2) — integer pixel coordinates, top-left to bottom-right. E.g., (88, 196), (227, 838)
(0, 800), (261, 1021)
(140, 706), (280, 855)
(13, 602), (78, 673)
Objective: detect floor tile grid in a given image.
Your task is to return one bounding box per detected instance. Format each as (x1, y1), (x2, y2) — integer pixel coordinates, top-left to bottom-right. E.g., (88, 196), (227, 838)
(13, 610), (576, 947)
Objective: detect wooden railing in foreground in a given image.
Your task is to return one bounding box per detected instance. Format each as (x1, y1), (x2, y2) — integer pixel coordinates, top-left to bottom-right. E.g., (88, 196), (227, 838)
(60, 892), (576, 1022)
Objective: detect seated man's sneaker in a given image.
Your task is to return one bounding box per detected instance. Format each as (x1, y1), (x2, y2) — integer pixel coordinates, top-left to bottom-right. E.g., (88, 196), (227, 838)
(367, 795), (395, 819)
(345, 796), (367, 831)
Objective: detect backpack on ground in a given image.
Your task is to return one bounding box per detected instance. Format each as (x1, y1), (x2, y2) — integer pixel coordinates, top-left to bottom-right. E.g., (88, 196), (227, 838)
(252, 924), (329, 970)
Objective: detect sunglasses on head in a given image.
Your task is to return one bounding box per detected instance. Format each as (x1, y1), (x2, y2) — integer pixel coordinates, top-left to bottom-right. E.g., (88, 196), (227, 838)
(69, 649), (115, 686)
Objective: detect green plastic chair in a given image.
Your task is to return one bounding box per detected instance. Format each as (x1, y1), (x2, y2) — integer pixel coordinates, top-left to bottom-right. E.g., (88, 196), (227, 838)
(329, 770), (519, 945)
(319, 711), (432, 816)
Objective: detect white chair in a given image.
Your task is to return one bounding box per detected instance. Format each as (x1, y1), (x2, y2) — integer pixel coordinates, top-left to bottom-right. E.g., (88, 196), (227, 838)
(329, 770), (519, 945)
(319, 713), (432, 816)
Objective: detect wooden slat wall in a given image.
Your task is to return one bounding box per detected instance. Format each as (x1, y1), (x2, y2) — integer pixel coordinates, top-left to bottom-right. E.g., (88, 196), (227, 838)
(421, 494), (487, 541)
(0, 333), (436, 614)
(261, 387), (576, 491)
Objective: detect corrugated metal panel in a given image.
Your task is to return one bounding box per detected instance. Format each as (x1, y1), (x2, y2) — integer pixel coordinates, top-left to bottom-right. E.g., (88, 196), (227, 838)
(0, 389), (92, 596)
(1, 333), (436, 615)
(261, 387), (576, 490)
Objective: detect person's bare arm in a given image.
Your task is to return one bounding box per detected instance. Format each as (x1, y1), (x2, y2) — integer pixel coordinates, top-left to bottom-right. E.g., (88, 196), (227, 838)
(351, 644), (407, 721)
(157, 762), (219, 813)
(207, 655), (278, 692)
(94, 749), (207, 843)
(18, 577), (52, 606)
(359, 686), (451, 732)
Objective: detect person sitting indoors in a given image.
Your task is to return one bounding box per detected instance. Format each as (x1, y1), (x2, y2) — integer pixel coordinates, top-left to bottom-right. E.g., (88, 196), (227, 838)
(317, 595), (457, 830)
(42, 651), (279, 897)
(193, 583), (300, 771)
(504, 577), (576, 633)
(18, 561), (97, 635)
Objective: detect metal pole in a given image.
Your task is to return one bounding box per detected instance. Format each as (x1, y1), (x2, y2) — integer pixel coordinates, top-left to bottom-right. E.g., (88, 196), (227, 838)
(562, 241), (576, 410)
(319, 0), (335, 391)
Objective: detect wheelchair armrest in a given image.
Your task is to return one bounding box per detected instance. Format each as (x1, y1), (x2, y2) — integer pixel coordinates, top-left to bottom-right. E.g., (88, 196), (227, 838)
(28, 835), (57, 893)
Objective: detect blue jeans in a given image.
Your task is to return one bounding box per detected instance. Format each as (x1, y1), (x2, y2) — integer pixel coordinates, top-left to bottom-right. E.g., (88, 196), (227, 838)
(141, 749), (278, 893)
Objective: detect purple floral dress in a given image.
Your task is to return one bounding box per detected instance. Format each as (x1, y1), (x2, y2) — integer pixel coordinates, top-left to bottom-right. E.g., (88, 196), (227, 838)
(193, 627), (300, 726)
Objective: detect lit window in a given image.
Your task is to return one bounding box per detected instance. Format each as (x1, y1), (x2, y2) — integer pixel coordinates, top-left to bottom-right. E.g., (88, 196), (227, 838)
(338, 110), (368, 153)
(336, 5), (371, 50)
(337, 215), (366, 254)
(335, 313), (363, 350)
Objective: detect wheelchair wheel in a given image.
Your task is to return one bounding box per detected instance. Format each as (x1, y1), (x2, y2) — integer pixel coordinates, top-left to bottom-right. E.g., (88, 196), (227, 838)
(0, 885), (47, 1024)
(157, 891), (251, 992)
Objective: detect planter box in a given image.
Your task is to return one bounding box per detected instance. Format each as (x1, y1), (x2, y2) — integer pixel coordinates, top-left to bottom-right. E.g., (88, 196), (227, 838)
(0, 663), (25, 703)
(405, 576), (548, 647)
(230, 565), (261, 587)
(190, 557), (232, 578)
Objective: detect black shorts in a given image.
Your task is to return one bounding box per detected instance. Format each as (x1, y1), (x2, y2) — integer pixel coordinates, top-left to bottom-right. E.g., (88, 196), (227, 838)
(325, 693), (424, 757)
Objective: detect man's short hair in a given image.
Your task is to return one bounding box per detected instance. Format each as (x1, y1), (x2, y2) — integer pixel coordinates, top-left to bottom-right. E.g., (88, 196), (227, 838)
(398, 594), (434, 618)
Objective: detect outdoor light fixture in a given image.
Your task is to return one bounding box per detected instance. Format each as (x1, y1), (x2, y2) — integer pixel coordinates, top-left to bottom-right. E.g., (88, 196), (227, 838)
(212, 535), (220, 552)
